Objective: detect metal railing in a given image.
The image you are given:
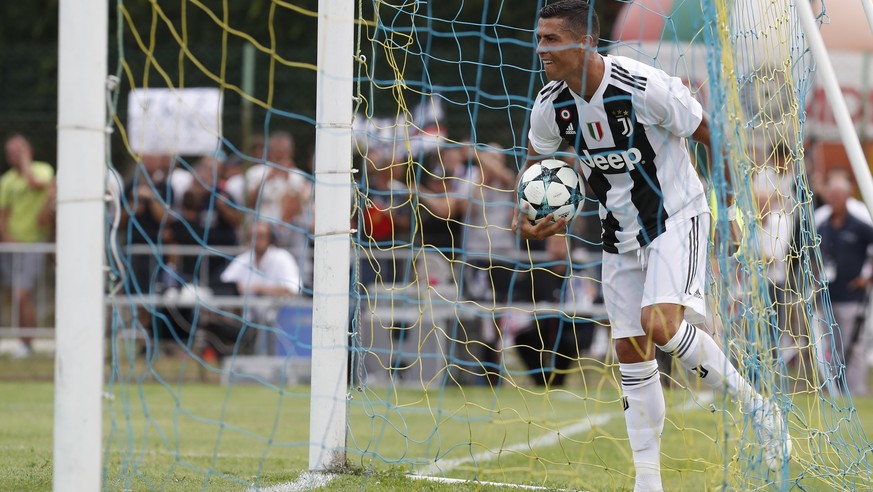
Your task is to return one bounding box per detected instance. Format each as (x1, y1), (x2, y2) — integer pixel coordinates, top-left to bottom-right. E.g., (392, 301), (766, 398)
(0, 242), (56, 339)
(1, 241), (605, 340)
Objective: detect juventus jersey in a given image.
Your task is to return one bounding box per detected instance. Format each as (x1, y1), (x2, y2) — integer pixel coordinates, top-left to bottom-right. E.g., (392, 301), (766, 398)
(528, 55), (708, 254)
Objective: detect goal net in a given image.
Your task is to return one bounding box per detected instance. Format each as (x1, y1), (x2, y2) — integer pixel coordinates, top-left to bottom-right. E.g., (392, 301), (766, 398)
(99, 0), (873, 490)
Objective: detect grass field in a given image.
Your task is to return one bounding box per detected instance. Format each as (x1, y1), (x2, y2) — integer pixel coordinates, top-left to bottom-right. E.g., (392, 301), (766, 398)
(3, 353), (873, 491)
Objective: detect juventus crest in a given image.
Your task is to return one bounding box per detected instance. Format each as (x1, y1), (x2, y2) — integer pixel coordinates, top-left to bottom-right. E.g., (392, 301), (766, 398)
(614, 109), (633, 137)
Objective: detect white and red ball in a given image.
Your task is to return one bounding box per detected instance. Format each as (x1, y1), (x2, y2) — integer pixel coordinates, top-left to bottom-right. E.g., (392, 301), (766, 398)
(518, 159), (585, 223)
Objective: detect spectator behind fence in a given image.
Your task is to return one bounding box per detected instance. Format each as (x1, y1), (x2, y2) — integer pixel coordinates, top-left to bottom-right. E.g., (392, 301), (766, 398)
(510, 235), (597, 387)
(222, 153), (247, 206)
(0, 133), (55, 358)
(815, 172), (873, 396)
(123, 153), (173, 294)
(452, 144), (519, 382)
(221, 221), (302, 354)
(244, 131), (313, 287)
(166, 154), (242, 294)
(186, 154), (243, 246)
(358, 147), (413, 287)
(415, 142), (471, 289)
(221, 221), (301, 306)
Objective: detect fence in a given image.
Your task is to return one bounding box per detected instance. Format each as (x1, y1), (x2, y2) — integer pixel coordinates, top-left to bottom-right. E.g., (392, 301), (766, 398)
(0, 242), (609, 368)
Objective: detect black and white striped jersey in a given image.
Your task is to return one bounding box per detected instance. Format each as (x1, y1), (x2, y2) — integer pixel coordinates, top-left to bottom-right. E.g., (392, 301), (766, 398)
(528, 54), (708, 254)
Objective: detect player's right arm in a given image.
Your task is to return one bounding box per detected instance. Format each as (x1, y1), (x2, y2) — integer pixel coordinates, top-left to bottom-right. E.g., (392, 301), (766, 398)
(512, 143), (568, 240)
(514, 87), (570, 240)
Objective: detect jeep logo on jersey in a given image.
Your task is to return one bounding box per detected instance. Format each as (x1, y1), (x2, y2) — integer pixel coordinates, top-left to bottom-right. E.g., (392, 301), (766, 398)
(579, 147), (643, 173)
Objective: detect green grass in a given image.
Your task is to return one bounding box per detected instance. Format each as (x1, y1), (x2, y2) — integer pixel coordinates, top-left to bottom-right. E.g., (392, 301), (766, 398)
(3, 354), (873, 491)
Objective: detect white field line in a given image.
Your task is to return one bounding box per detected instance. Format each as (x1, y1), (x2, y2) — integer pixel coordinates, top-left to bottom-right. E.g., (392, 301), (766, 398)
(408, 474), (575, 490)
(251, 392), (715, 491)
(252, 471), (336, 492)
(414, 392), (714, 477)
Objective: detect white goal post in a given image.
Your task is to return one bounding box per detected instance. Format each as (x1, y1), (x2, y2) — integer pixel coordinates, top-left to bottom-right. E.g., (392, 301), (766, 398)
(54, 0), (108, 491)
(309, 0), (355, 471)
(53, 0), (873, 489)
(796, 0), (873, 219)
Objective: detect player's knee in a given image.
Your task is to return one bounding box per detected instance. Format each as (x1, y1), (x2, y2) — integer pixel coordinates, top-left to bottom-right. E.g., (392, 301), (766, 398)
(640, 305), (682, 345)
(614, 337), (654, 362)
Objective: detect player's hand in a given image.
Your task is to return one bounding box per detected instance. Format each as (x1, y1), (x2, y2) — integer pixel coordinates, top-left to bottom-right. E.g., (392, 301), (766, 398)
(512, 203), (567, 240)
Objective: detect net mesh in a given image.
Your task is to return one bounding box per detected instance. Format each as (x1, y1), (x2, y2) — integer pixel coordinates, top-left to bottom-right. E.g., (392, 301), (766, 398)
(104, 0), (873, 490)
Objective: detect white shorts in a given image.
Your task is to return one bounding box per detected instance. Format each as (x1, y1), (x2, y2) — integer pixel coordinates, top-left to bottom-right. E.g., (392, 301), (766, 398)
(601, 213), (709, 340)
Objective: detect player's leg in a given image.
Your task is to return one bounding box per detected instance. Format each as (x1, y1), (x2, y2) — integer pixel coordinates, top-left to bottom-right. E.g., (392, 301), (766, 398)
(641, 213), (791, 471)
(602, 251), (664, 492)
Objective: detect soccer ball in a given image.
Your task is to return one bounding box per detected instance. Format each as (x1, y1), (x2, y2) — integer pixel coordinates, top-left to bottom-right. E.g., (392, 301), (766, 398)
(518, 159), (585, 223)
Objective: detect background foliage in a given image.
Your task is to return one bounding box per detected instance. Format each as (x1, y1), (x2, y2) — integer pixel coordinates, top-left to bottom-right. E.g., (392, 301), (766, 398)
(0, 1), (622, 173)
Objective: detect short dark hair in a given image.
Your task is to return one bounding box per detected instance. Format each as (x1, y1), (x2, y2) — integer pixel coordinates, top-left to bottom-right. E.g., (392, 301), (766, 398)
(539, 0), (600, 45)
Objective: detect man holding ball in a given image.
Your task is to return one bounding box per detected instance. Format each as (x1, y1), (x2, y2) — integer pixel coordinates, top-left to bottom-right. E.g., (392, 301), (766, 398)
(512, 1), (791, 490)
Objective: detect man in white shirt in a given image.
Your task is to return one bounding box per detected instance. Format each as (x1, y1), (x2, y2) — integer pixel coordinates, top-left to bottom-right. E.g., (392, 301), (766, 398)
(221, 221), (302, 298)
(221, 221), (302, 355)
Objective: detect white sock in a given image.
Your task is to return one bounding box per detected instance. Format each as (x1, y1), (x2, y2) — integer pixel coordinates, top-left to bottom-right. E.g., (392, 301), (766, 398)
(620, 360), (665, 492)
(659, 320), (759, 411)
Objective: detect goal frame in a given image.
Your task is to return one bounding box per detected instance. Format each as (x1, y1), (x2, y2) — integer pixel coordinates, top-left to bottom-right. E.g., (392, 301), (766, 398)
(53, 1), (873, 489)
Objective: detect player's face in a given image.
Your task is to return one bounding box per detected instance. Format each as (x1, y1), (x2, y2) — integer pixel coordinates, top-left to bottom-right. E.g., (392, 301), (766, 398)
(536, 17), (590, 85)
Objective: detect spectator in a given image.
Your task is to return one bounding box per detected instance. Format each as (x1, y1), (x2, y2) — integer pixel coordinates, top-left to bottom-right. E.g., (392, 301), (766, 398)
(755, 184), (794, 310)
(814, 167), (873, 225)
(816, 172), (873, 396)
(249, 133), (266, 162)
(245, 132), (311, 228)
(168, 156), (194, 211)
(222, 153), (247, 206)
(221, 221), (302, 353)
(244, 131), (313, 283)
(510, 235), (597, 387)
(222, 221), (301, 297)
(359, 147), (413, 287)
(123, 153), (175, 290)
(0, 134), (55, 358)
(185, 155), (243, 246)
(187, 155), (243, 291)
(120, 153), (175, 354)
(458, 143), (518, 286)
(753, 142), (795, 215)
(37, 179), (58, 241)
(453, 144), (519, 382)
(416, 142), (471, 289)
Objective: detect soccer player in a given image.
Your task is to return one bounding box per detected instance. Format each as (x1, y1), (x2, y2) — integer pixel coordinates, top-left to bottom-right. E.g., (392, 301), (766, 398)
(511, 2), (791, 489)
